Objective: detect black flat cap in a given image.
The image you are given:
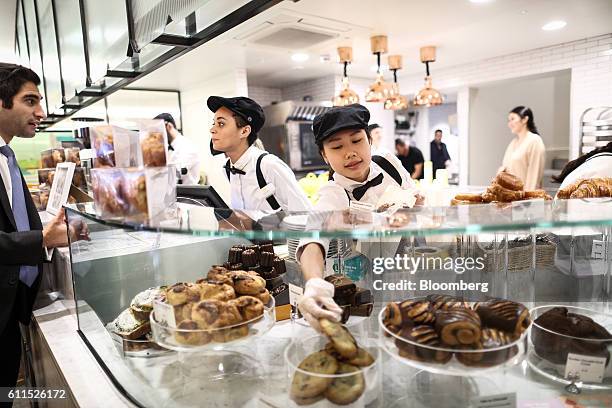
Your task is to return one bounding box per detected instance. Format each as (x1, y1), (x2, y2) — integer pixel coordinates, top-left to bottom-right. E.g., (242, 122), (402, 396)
(154, 113), (176, 128)
(313, 104), (370, 144)
(207, 96), (265, 133)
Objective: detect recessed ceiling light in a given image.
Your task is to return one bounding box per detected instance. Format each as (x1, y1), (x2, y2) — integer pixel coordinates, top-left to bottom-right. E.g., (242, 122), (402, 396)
(291, 53), (310, 62)
(542, 20), (567, 31)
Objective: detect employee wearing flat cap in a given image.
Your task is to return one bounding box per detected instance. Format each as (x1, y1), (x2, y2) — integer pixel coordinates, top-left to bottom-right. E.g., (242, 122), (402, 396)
(154, 113), (201, 185)
(207, 96), (311, 213)
(294, 104), (420, 331)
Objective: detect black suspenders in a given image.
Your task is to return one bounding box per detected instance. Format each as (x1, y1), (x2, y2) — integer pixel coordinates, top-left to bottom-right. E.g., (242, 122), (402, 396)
(225, 153), (281, 211)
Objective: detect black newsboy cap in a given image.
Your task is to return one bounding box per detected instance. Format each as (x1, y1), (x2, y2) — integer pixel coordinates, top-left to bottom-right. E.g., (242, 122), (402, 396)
(312, 104), (370, 144)
(207, 96), (265, 133)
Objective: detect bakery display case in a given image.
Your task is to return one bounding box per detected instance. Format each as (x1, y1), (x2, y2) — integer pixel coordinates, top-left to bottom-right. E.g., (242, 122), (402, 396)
(64, 198), (612, 407)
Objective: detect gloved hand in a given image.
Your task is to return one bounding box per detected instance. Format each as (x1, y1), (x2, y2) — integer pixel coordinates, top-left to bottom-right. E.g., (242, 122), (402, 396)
(298, 278), (343, 332)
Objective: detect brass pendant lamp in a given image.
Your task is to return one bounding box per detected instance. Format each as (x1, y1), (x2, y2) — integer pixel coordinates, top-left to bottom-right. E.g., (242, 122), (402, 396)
(413, 46), (443, 107)
(384, 55), (409, 110)
(332, 46), (360, 106)
(365, 35), (393, 102)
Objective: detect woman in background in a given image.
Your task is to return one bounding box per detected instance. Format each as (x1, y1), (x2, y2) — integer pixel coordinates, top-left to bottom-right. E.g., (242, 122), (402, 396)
(499, 106), (546, 190)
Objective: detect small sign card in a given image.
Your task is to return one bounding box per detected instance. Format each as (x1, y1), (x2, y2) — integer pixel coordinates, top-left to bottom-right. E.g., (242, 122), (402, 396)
(46, 162), (76, 215)
(564, 353), (606, 383)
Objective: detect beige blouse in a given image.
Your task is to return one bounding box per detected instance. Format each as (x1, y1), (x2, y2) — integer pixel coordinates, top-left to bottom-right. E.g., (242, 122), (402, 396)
(501, 132), (546, 190)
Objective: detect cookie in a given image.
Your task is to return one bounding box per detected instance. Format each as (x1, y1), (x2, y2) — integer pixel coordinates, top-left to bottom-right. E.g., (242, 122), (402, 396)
(255, 288), (272, 304)
(199, 281), (236, 301)
(165, 283), (200, 306)
(346, 347), (375, 367)
(324, 363), (365, 405)
(319, 318), (358, 359)
(291, 394), (324, 406)
(233, 274), (266, 296)
(227, 295), (264, 321)
(290, 351), (339, 399)
(174, 320), (209, 346)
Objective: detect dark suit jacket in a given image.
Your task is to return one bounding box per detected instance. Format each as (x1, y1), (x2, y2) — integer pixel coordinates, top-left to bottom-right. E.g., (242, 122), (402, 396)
(0, 168), (45, 334)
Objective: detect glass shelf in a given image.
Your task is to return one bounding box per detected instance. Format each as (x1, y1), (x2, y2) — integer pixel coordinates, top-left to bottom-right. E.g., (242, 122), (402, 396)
(65, 198), (612, 240)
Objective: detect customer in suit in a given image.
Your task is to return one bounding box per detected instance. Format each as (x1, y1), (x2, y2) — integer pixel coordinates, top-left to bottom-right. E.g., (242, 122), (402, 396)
(0, 63), (77, 401)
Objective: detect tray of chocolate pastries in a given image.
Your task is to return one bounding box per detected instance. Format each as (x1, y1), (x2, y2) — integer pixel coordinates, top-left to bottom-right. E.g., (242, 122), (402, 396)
(528, 305), (612, 389)
(379, 294), (531, 375)
(149, 266), (275, 352)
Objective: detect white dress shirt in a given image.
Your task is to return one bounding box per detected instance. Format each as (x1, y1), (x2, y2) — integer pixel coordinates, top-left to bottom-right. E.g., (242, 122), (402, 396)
(168, 133), (201, 185)
(225, 145), (312, 213)
(0, 138), (13, 207)
(297, 152), (417, 260)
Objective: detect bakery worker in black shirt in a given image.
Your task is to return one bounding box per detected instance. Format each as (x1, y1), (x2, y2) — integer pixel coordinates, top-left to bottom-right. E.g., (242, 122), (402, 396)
(430, 129), (451, 175)
(208, 96), (311, 213)
(395, 138), (424, 179)
(0, 63), (85, 400)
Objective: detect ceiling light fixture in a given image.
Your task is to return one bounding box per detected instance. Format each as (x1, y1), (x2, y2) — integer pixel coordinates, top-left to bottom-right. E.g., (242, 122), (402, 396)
(413, 46), (443, 107)
(332, 46), (359, 107)
(384, 55), (408, 110)
(291, 52), (310, 62)
(542, 20), (567, 31)
(365, 35), (393, 103)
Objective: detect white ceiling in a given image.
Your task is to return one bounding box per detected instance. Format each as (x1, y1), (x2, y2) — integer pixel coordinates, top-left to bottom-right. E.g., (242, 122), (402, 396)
(130, 0), (612, 90)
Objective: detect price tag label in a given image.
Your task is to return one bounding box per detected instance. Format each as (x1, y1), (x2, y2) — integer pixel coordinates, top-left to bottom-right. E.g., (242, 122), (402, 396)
(349, 201), (375, 212)
(471, 392), (516, 408)
(153, 301), (176, 328)
(564, 353), (606, 383)
(288, 283), (304, 308)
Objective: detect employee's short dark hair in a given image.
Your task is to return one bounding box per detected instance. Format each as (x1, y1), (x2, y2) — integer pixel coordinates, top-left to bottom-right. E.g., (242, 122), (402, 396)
(367, 123), (381, 132)
(0, 63), (41, 109)
(232, 113), (258, 146)
(395, 138), (406, 147)
(154, 113), (177, 129)
(435, 129), (443, 134)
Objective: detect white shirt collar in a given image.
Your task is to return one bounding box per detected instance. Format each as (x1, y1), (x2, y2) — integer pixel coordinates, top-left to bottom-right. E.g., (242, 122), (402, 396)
(230, 145), (261, 169)
(0, 138), (7, 148)
(331, 160), (383, 191)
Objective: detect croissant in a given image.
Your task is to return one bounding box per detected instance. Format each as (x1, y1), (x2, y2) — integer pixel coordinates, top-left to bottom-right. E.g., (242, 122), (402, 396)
(558, 177), (612, 199)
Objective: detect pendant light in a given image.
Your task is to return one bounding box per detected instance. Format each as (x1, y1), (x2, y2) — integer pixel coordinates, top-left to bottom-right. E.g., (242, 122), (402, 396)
(332, 46), (360, 106)
(384, 55), (409, 110)
(365, 35), (393, 102)
(413, 46), (443, 107)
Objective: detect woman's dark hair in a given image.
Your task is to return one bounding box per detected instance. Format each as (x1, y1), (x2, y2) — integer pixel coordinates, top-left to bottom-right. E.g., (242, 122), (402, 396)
(316, 128), (372, 179)
(232, 113), (257, 146)
(510, 106), (539, 135)
(0, 63), (41, 109)
(552, 142), (612, 183)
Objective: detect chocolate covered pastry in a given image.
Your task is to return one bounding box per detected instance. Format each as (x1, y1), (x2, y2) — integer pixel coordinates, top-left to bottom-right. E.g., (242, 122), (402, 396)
(399, 299), (435, 325)
(324, 274), (356, 298)
(426, 294), (468, 312)
(241, 249), (259, 267)
(273, 256), (286, 275)
(228, 247), (242, 263)
(354, 288), (372, 305)
(265, 275), (284, 291)
(396, 325), (452, 364)
(434, 308), (481, 346)
(260, 251), (275, 267)
(473, 298), (530, 337)
(383, 302), (403, 328)
(351, 303), (373, 317)
(259, 243), (274, 254)
(456, 328), (517, 367)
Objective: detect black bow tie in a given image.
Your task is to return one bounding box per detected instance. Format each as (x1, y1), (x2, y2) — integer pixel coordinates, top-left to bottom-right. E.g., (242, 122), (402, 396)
(351, 173), (384, 201)
(168, 144), (174, 151)
(224, 161), (246, 175)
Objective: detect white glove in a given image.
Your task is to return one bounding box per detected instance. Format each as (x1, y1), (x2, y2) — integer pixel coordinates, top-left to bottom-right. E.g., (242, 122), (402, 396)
(298, 278), (343, 332)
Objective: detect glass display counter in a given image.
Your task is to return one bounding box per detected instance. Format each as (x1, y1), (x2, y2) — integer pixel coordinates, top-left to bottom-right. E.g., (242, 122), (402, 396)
(65, 198), (612, 408)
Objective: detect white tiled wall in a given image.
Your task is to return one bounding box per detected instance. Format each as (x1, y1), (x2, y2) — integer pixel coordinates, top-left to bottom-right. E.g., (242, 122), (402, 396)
(399, 33), (612, 159)
(247, 86), (282, 107)
(280, 75), (337, 102)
